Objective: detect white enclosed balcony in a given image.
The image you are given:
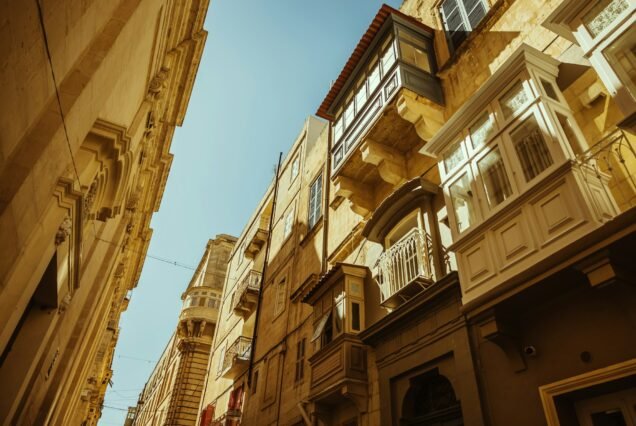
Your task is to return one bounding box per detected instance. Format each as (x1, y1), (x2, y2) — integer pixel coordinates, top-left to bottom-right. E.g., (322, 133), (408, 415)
(374, 228), (438, 308)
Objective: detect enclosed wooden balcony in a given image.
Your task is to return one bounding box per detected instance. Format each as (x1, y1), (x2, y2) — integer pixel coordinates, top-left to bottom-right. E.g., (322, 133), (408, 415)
(221, 336), (252, 379)
(232, 270), (261, 318)
(308, 333), (368, 412)
(316, 5), (445, 216)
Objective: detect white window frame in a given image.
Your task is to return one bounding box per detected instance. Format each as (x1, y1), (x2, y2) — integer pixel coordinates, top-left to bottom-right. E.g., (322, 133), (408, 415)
(308, 173), (323, 229)
(290, 153), (300, 184)
(439, 0), (490, 53)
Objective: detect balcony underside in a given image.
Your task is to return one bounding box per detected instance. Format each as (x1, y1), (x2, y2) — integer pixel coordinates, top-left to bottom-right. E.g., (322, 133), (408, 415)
(332, 88), (442, 216)
(232, 289), (258, 318)
(381, 275), (434, 309)
(222, 357), (249, 379)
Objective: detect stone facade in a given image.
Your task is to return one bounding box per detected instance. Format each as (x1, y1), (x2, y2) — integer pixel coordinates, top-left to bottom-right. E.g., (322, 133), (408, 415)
(0, 0), (209, 424)
(132, 236), (236, 426)
(197, 1), (636, 426)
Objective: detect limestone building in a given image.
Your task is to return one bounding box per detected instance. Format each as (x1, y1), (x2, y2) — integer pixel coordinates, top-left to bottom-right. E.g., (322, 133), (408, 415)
(198, 1), (636, 426)
(132, 236), (236, 426)
(0, 0), (210, 424)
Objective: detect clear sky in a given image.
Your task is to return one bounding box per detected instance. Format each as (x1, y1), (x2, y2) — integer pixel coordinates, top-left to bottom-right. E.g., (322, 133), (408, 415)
(99, 1), (401, 424)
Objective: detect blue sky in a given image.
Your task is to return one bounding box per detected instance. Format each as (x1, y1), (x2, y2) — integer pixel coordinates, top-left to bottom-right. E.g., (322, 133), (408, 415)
(99, 1), (401, 424)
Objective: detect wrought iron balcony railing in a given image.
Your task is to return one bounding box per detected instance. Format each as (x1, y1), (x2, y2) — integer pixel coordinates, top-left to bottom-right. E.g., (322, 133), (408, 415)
(374, 228), (437, 307)
(221, 336), (252, 377)
(232, 270), (261, 314)
(577, 128), (636, 213)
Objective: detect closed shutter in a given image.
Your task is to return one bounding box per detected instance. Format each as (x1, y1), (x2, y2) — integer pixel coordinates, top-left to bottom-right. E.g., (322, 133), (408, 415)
(440, 0), (488, 52)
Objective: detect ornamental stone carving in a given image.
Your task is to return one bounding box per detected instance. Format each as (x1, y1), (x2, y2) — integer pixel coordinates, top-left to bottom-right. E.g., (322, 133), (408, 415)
(55, 216), (73, 246)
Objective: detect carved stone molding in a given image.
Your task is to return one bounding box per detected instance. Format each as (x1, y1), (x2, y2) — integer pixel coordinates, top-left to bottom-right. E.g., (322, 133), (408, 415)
(55, 216), (73, 246)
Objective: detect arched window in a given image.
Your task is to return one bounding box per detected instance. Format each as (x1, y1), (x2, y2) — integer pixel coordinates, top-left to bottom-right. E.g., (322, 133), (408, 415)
(401, 371), (463, 426)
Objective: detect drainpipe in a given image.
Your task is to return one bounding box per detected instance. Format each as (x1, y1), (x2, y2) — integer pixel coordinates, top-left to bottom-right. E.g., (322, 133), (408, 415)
(321, 122), (332, 274)
(247, 152), (282, 388)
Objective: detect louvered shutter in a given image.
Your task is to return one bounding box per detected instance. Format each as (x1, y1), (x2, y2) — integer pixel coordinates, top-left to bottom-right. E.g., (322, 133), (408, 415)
(462, 0), (487, 28)
(440, 0), (468, 51)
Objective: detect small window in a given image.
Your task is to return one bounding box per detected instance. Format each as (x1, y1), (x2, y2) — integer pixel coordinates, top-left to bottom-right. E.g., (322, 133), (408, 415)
(449, 172), (476, 232)
(381, 40), (397, 73)
(252, 370), (259, 395)
(499, 81), (530, 119)
(344, 102), (355, 127)
(290, 155), (300, 183)
(274, 278), (287, 316)
(283, 206), (295, 239)
(541, 79), (559, 101)
(440, 0), (489, 53)
(368, 62), (381, 94)
(308, 173), (323, 229)
(334, 117), (344, 141)
(477, 146), (513, 208)
(198, 297), (206, 307)
(355, 82), (368, 111)
(399, 38), (431, 73)
(511, 115), (553, 182)
(470, 111), (496, 150)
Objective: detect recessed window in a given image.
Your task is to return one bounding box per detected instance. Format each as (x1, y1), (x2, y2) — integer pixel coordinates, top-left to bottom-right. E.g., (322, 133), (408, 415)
(511, 115), (553, 182)
(499, 81), (530, 119)
(308, 173), (323, 229)
(351, 302), (361, 331)
(449, 173), (476, 232)
(294, 338), (305, 383)
(470, 112), (496, 149)
(274, 278), (287, 315)
(290, 154), (300, 183)
(477, 146), (513, 208)
(440, 0), (489, 53)
(283, 206), (295, 239)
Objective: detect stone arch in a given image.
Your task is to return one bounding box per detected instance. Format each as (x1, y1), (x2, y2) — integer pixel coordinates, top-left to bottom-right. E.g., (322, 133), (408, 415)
(400, 370), (463, 426)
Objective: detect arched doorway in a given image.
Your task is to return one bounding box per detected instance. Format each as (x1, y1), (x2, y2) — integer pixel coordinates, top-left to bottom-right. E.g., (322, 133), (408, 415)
(401, 370), (463, 426)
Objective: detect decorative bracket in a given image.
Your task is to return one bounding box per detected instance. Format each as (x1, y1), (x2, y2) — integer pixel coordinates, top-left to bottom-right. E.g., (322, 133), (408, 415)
(396, 91), (445, 142)
(479, 314), (527, 373)
(333, 176), (374, 217)
(360, 138), (407, 186)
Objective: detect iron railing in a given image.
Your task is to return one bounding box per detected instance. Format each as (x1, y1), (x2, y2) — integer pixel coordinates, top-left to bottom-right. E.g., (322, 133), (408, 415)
(374, 228), (436, 304)
(221, 336), (252, 374)
(577, 128), (636, 213)
(232, 270), (261, 311)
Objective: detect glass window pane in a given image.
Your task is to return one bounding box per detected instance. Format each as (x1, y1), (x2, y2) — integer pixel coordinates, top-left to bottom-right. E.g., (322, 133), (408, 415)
(334, 300), (344, 334)
(583, 0), (629, 38)
(381, 41), (396, 73)
(444, 141), (466, 173)
(344, 102), (355, 127)
(308, 174), (322, 229)
(351, 302), (360, 331)
(334, 117), (343, 141)
(604, 25), (636, 101)
(355, 83), (368, 111)
(470, 112), (496, 149)
(477, 147), (513, 208)
(556, 111), (585, 156)
(449, 173), (476, 232)
(511, 116), (554, 182)
(368, 63), (381, 94)
(541, 79), (559, 101)
(499, 81), (530, 119)
(400, 41), (431, 73)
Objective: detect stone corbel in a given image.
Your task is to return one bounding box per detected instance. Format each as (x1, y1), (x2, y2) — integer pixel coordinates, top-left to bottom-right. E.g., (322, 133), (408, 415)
(342, 382), (368, 413)
(479, 315), (526, 373)
(396, 92), (445, 142)
(576, 251), (627, 287)
(333, 176), (374, 217)
(360, 138), (407, 186)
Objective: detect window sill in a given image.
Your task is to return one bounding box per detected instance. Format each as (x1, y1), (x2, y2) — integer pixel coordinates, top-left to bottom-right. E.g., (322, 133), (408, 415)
(300, 217), (324, 247)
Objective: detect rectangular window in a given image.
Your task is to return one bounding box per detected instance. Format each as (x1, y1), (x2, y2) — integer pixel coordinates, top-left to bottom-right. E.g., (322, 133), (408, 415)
(274, 278), (287, 315)
(583, 0), (629, 38)
(251, 370), (259, 395)
(381, 40), (397, 73)
(283, 206), (294, 239)
(470, 112), (496, 149)
(478, 146), (513, 208)
(368, 62), (381, 94)
(334, 117), (344, 141)
(290, 155), (300, 183)
(444, 140), (466, 173)
(344, 101), (355, 127)
(440, 0), (488, 53)
(499, 81), (530, 119)
(351, 302), (361, 331)
(399, 34), (431, 73)
(511, 116), (553, 182)
(217, 343), (226, 375)
(294, 338), (305, 382)
(449, 172), (476, 232)
(355, 82), (368, 111)
(308, 173), (323, 229)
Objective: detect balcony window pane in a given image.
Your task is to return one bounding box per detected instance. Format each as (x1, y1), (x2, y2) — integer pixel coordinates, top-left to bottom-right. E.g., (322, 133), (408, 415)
(344, 102), (355, 127)
(308, 173), (323, 229)
(400, 41), (431, 73)
(556, 111), (586, 156)
(198, 297), (206, 307)
(355, 83), (368, 111)
(477, 147), (513, 208)
(444, 140), (466, 173)
(334, 117), (343, 141)
(470, 112), (496, 149)
(541, 79), (559, 101)
(583, 0), (629, 38)
(511, 116), (554, 182)
(334, 145), (344, 167)
(381, 41), (397, 74)
(499, 81), (530, 119)
(334, 300), (344, 335)
(449, 173), (476, 232)
(368, 63), (381, 94)
(351, 302), (360, 331)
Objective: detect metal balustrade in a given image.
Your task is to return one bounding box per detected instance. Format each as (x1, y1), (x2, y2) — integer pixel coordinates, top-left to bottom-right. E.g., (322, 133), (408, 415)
(232, 270), (261, 313)
(374, 228), (437, 305)
(221, 336), (252, 375)
(577, 128), (636, 213)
